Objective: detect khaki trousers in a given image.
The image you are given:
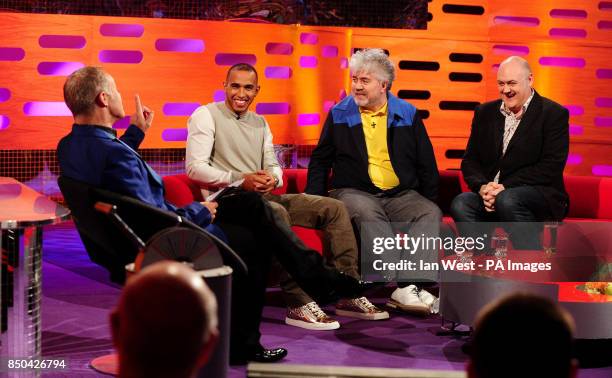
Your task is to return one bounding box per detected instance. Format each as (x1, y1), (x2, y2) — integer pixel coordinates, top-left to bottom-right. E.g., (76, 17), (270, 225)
(264, 193), (359, 307)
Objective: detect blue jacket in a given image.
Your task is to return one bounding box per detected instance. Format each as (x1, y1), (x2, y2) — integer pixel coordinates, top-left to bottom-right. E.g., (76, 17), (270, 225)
(306, 93), (439, 200)
(57, 124), (213, 227)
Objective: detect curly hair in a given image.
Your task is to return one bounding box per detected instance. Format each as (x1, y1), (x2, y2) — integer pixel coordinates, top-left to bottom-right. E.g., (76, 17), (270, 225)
(349, 48), (395, 90)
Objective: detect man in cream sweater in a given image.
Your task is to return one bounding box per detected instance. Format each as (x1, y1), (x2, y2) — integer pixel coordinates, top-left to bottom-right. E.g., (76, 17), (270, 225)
(186, 63), (388, 331)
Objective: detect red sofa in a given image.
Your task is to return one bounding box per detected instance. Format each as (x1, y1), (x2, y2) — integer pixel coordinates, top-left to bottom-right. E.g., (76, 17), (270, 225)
(163, 170), (327, 251)
(163, 169), (612, 253)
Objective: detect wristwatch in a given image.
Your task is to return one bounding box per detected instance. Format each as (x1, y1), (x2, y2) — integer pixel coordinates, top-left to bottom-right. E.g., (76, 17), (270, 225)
(273, 176), (279, 187)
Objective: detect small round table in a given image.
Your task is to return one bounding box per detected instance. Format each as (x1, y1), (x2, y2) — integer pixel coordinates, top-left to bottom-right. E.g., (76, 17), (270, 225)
(439, 248), (612, 339)
(0, 177), (70, 364)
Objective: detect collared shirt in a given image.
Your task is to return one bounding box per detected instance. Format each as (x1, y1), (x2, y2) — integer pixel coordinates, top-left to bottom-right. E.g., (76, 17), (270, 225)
(360, 101), (399, 190)
(494, 89), (535, 183)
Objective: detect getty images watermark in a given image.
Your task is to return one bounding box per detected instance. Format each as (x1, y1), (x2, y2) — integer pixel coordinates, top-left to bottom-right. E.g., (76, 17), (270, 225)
(359, 221), (611, 283)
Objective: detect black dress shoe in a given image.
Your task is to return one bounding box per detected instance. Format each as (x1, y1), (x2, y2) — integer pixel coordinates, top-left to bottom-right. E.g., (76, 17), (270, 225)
(249, 347), (288, 363)
(230, 347), (288, 365)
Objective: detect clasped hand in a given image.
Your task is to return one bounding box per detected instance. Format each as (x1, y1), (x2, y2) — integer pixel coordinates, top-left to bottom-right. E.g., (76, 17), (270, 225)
(479, 182), (505, 212)
(242, 170), (276, 193)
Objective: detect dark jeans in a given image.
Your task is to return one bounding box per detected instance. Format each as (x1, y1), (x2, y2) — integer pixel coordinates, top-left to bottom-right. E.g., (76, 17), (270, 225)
(215, 191), (349, 360)
(450, 186), (553, 249)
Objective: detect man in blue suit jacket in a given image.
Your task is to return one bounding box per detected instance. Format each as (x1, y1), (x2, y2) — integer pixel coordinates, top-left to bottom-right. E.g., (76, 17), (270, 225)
(57, 67), (365, 365)
(57, 71), (215, 230)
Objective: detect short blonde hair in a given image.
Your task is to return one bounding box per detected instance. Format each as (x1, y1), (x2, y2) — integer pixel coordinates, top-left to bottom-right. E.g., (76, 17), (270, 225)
(63, 66), (110, 116)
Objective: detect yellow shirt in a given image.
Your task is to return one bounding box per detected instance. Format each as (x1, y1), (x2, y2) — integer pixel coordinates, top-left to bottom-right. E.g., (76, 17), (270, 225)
(360, 102), (399, 190)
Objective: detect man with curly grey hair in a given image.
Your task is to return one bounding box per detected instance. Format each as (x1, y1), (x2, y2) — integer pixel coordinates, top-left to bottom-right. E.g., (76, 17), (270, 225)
(306, 48), (442, 315)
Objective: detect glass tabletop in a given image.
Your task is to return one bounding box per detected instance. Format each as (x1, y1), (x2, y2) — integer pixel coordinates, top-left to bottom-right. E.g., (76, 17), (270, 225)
(0, 177), (70, 229)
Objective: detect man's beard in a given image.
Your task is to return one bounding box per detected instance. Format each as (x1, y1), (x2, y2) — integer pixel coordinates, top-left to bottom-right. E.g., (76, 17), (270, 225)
(353, 96), (368, 107)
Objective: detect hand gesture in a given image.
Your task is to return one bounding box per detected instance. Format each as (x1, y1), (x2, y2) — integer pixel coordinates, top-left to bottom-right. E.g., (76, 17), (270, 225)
(252, 170), (276, 194)
(479, 182), (505, 212)
(130, 94), (154, 132)
(201, 201), (218, 221)
(242, 171), (271, 192)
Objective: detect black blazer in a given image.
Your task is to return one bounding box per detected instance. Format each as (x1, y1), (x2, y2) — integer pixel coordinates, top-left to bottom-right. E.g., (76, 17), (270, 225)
(461, 91), (569, 220)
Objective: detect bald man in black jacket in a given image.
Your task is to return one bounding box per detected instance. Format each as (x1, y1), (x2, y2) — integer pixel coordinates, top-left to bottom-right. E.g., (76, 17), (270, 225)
(451, 56), (569, 248)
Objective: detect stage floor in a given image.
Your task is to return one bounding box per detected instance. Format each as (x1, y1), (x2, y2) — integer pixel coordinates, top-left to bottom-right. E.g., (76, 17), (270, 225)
(40, 222), (612, 377)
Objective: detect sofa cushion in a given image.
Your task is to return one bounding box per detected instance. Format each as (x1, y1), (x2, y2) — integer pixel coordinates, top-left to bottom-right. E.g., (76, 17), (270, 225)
(564, 175), (612, 220)
(162, 174), (203, 207)
(272, 169), (309, 195)
(163, 170), (612, 259)
(438, 170), (464, 214)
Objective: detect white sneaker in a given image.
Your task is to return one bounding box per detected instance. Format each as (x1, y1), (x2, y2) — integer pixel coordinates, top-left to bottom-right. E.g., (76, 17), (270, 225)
(285, 302), (340, 330)
(386, 285), (430, 316)
(418, 289), (440, 314)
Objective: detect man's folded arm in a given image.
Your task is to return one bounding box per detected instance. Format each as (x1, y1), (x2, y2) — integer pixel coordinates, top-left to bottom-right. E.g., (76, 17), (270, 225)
(461, 106), (489, 192)
(262, 120), (284, 187)
(414, 113), (439, 201)
(104, 147), (212, 226)
(305, 113), (335, 195)
(118, 124), (145, 150)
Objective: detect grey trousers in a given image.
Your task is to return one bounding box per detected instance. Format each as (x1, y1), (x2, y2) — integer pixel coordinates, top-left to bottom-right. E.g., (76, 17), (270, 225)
(330, 188), (442, 282)
(264, 193), (360, 307)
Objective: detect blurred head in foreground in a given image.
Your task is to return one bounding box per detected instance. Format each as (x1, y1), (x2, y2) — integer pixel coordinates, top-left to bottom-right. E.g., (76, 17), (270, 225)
(111, 261), (218, 378)
(468, 292), (577, 378)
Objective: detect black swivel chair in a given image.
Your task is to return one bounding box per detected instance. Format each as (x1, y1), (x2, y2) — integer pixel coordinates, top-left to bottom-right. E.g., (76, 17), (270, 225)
(58, 175), (246, 378)
(57, 175), (246, 282)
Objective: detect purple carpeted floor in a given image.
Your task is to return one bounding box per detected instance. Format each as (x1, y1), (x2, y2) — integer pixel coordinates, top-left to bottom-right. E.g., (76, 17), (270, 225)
(40, 222), (612, 377)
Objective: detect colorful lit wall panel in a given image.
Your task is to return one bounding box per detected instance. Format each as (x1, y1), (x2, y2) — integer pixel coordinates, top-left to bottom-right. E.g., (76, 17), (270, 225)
(0, 13), (348, 150)
(0, 0), (610, 176)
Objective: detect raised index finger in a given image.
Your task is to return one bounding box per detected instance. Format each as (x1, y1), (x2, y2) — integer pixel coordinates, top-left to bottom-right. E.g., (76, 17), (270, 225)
(134, 94), (143, 115)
